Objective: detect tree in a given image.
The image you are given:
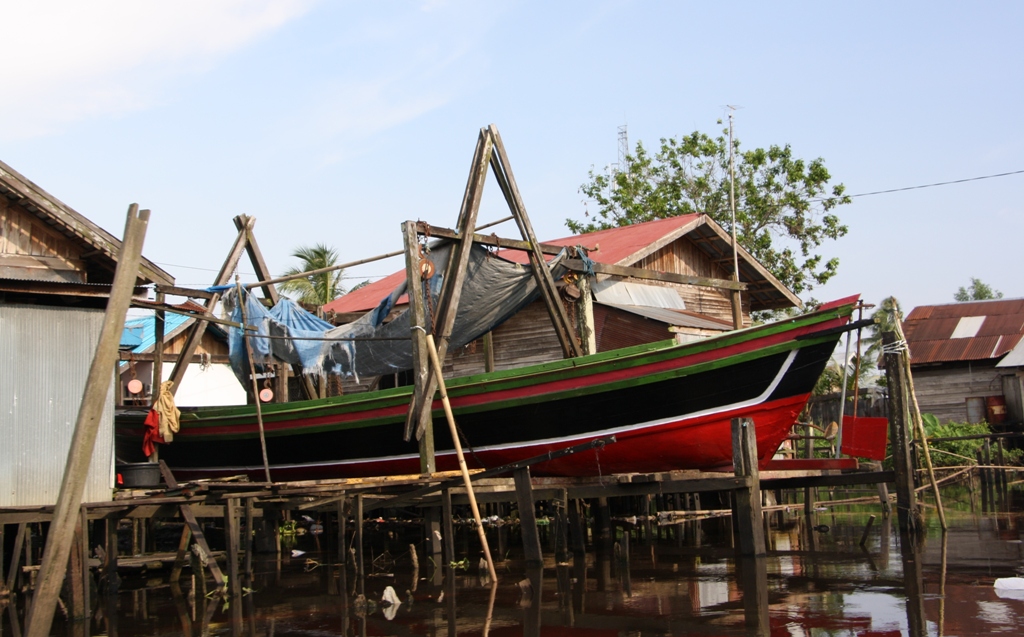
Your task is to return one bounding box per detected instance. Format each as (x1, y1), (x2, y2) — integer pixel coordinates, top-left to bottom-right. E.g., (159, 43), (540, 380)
(567, 128), (850, 297)
(278, 243), (345, 306)
(954, 277), (1003, 302)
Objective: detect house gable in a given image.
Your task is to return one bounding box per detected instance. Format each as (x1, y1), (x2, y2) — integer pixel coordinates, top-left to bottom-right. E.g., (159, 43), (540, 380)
(0, 159), (173, 289)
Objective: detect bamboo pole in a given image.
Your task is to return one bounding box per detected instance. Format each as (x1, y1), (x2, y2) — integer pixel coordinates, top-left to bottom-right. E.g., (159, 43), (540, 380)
(893, 317), (946, 530)
(25, 205), (150, 637)
(418, 329), (497, 583)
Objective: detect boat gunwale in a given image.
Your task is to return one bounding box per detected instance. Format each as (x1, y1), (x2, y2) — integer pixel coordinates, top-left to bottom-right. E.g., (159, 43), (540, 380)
(117, 301), (854, 429)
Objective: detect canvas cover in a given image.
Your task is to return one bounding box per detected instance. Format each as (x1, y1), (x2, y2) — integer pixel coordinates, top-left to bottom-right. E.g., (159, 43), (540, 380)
(222, 243), (563, 383)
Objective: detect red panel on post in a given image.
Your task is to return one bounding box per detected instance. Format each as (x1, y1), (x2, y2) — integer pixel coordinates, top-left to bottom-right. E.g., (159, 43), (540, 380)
(841, 416), (889, 461)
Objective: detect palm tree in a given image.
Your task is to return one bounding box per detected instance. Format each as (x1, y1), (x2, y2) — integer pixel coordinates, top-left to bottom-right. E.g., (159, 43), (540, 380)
(278, 243), (345, 306)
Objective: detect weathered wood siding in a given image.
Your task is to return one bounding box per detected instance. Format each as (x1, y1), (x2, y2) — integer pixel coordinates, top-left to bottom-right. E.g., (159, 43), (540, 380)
(337, 234), (757, 393)
(910, 362), (1014, 423)
(632, 237), (750, 325)
(0, 197), (85, 282)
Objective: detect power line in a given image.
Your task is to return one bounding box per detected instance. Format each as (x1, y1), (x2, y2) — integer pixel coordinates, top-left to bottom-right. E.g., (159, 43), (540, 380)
(845, 169), (1024, 199)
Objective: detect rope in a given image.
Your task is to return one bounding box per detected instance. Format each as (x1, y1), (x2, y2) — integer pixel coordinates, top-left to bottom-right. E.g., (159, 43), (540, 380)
(881, 339), (907, 355)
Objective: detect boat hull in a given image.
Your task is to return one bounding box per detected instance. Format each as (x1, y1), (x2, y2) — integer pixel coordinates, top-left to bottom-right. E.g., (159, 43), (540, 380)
(116, 299), (855, 480)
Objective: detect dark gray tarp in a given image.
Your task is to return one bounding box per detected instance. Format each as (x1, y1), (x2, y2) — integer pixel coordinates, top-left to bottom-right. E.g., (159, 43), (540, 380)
(224, 243), (563, 383)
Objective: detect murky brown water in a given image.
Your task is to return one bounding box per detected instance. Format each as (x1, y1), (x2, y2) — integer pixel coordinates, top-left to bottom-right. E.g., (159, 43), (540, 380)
(4, 495), (1024, 636)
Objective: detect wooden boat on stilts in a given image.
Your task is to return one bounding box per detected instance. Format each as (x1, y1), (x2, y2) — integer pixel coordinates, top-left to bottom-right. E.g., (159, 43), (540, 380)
(115, 295), (859, 481)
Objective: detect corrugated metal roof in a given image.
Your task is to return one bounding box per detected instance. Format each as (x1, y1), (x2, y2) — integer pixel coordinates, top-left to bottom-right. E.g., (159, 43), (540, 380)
(592, 279), (687, 309)
(324, 214), (797, 314)
(597, 302), (733, 331)
(120, 302), (225, 353)
(905, 298), (1024, 364)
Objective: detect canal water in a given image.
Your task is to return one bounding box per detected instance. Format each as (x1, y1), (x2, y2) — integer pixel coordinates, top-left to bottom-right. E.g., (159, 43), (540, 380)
(3, 491), (1023, 636)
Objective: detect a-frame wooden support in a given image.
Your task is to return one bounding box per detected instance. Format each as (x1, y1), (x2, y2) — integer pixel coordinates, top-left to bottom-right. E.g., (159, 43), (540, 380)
(164, 215), (317, 401)
(404, 124), (582, 444)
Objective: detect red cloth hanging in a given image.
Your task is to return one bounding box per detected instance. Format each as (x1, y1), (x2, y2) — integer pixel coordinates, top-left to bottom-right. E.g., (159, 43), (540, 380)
(142, 409), (165, 457)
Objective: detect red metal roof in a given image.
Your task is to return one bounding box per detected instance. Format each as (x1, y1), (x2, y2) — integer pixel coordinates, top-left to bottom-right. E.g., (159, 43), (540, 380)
(903, 298), (1024, 364)
(323, 214), (796, 315)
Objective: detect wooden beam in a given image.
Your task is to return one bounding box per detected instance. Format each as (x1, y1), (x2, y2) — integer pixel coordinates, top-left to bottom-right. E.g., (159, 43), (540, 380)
(562, 259), (746, 291)
(415, 222), (567, 256)
(120, 351), (231, 364)
(409, 128), (493, 441)
(233, 214), (317, 401)
(167, 221), (250, 394)
(156, 462), (226, 588)
(25, 205), (150, 637)
(402, 220), (434, 468)
(489, 125), (581, 358)
(153, 285), (216, 300)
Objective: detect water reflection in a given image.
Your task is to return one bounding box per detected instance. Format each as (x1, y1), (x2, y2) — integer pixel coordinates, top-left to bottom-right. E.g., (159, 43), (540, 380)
(4, 506), (1024, 636)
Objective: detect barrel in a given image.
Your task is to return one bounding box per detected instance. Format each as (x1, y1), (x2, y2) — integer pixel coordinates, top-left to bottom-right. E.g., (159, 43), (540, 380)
(986, 395), (1007, 425)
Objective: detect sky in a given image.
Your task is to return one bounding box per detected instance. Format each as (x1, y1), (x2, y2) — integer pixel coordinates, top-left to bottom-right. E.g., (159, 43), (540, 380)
(2, 1), (1022, 314)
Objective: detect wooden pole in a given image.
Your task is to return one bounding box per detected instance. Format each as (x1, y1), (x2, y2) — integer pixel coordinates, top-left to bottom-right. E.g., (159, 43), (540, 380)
(225, 498), (241, 599)
(882, 330), (919, 534)
(732, 418), (766, 557)
(151, 288), (165, 458)
(354, 495), (364, 597)
(167, 219), (250, 394)
(513, 468), (544, 568)
(234, 214), (318, 401)
(25, 205), (150, 637)
(402, 220), (435, 470)
(336, 498), (347, 566)
(489, 125), (582, 358)
(421, 331), (497, 582)
(236, 278), (272, 483)
(442, 489), (456, 566)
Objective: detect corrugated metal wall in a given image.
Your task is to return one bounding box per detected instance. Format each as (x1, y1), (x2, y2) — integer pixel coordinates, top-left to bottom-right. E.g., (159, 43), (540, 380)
(0, 304), (114, 506)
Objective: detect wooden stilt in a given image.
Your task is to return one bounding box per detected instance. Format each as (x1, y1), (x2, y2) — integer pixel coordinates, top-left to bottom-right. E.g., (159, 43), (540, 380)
(336, 498), (347, 565)
(170, 525), (192, 584)
(225, 498), (241, 598)
(738, 556), (769, 634)
(103, 518), (120, 595)
(3, 524), (23, 595)
(158, 461), (226, 588)
(354, 495), (364, 598)
(732, 418), (766, 557)
(68, 518), (86, 620)
(554, 489), (569, 565)
(514, 467), (544, 567)
(244, 498), (254, 580)
(442, 489), (456, 567)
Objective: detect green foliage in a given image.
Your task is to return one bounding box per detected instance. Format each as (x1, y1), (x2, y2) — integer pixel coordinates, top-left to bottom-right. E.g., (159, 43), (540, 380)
(954, 277), (1003, 302)
(279, 243), (345, 306)
(921, 416), (1022, 467)
(568, 129), (850, 297)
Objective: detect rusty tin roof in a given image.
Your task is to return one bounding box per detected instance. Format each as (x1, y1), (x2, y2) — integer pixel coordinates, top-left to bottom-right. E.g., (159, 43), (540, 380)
(903, 298), (1024, 365)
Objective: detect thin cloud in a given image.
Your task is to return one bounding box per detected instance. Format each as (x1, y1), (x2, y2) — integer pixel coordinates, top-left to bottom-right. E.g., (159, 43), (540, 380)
(0, 0), (316, 140)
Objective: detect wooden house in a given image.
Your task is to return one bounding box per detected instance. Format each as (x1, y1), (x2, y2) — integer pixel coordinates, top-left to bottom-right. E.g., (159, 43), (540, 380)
(902, 298), (1024, 426)
(119, 300), (245, 407)
(323, 214), (799, 392)
(0, 159), (173, 507)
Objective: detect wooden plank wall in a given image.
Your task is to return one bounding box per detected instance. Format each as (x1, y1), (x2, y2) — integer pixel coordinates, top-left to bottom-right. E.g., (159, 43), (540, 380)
(0, 198), (85, 281)
(910, 363), (1011, 424)
(633, 237), (750, 324)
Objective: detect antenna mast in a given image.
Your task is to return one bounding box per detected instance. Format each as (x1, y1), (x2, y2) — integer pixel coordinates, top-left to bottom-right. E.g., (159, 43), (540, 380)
(727, 108), (742, 329)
